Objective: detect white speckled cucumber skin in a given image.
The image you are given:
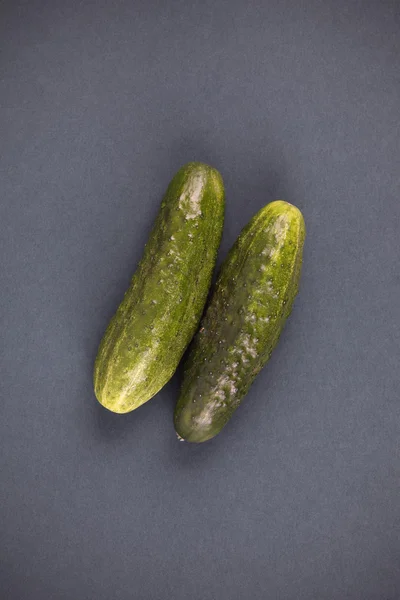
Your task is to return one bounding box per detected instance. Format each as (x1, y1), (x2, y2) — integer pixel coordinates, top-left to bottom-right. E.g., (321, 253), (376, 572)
(174, 201), (305, 442)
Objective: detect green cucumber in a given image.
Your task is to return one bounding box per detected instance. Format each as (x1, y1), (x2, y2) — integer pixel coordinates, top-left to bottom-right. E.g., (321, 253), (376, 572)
(174, 200), (305, 442)
(94, 162), (225, 413)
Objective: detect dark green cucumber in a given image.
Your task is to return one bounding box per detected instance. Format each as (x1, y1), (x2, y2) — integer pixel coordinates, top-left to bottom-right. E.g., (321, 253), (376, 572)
(174, 200), (305, 442)
(94, 162), (225, 413)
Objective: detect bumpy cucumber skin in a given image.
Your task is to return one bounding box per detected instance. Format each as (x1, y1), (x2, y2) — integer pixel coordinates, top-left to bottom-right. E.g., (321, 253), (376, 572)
(94, 162), (225, 413)
(174, 201), (305, 442)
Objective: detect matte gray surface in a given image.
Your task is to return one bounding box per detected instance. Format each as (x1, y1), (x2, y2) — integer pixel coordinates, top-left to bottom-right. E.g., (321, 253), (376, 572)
(1, 1), (400, 599)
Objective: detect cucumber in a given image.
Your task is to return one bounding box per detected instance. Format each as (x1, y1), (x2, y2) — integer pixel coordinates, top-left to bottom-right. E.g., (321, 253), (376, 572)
(94, 162), (225, 413)
(174, 200), (305, 442)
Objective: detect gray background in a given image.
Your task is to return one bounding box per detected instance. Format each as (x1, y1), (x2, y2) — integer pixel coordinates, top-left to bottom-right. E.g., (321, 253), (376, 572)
(1, 0), (399, 598)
